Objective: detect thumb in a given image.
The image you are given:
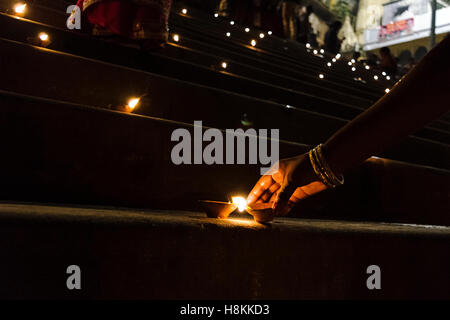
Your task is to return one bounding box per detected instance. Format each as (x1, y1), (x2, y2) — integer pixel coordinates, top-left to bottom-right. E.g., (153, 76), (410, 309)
(273, 179), (296, 215)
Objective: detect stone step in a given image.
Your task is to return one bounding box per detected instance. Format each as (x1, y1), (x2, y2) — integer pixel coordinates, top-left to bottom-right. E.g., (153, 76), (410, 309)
(1, 90), (449, 226)
(162, 30), (375, 106)
(0, 1), (384, 101)
(1, 37), (449, 152)
(3, 1), (449, 126)
(0, 12), (375, 113)
(170, 12), (389, 93)
(0, 202), (449, 299)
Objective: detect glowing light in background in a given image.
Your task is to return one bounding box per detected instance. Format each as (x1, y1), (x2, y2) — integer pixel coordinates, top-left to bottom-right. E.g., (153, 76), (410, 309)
(382, 72), (386, 76)
(320, 49), (324, 54)
(267, 31), (272, 35)
(250, 39), (256, 46)
(245, 27), (250, 32)
(127, 97), (140, 111)
(181, 8), (187, 14)
(232, 197), (247, 212)
(38, 32), (49, 41)
(351, 59), (355, 63)
(172, 34), (180, 42)
(385, 88), (390, 93)
(327, 62), (332, 67)
(365, 65), (370, 70)
(374, 75), (379, 80)
(14, 2), (27, 14)
(230, 20), (235, 25)
(332, 58), (336, 62)
(313, 49), (318, 54)
(335, 53), (341, 59)
(348, 61), (352, 66)
(221, 61), (227, 69)
(305, 43), (311, 48)
(319, 73), (324, 79)
(259, 33), (265, 39)
(214, 13), (219, 18)
(386, 75), (391, 80)
(351, 67), (356, 71)
(226, 32), (231, 37)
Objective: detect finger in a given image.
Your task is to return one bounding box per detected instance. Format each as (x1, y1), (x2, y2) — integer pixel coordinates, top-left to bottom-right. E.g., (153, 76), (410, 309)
(290, 187), (310, 201)
(273, 181), (297, 215)
(300, 181), (328, 196)
(277, 200), (296, 216)
(246, 175), (275, 204)
(259, 182), (281, 202)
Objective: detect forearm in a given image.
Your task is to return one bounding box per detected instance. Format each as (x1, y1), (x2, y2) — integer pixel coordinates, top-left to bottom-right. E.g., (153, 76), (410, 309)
(323, 36), (450, 175)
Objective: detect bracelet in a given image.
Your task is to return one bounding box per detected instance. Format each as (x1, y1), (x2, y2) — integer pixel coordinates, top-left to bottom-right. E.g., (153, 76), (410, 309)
(316, 144), (344, 186)
(309, 148), (334, 188)
(308, 144), (344, 188)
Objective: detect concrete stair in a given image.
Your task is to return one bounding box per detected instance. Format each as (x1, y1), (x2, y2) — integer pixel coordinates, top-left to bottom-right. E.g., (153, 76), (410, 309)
(0, 202), (449, 299)
(0, 0), (449, 300)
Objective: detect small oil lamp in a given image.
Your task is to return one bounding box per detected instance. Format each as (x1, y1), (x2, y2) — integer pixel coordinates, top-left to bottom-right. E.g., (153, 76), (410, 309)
(246, 202), (275, 224)
(200, 196), (275, 224)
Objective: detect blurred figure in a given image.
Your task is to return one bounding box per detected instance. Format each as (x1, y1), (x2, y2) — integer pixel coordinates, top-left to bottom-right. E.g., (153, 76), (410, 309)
(379, 46), (397, 76)
(297, 5), (313, 44)
(234, 0), (253, 26)
(217, 0), (231, 17)
(407, 57), (416, 70)
(253, 0), (263, 27)
(260, 0), (284, 37)
(74, 0), (173, 50)
(280, 0), (301, 40)
(324, 21), (342, 54)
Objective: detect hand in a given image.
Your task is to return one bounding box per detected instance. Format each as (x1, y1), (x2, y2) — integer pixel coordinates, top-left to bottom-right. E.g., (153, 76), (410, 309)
(246, 153), (327, 216)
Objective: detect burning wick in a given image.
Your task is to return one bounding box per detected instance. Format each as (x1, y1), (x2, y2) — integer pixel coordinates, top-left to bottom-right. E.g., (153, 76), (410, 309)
(231, 196), (247, 212)
(14, 3), (27, 14)
(39, 32), (49, 42)
(127, 97), (140, 112)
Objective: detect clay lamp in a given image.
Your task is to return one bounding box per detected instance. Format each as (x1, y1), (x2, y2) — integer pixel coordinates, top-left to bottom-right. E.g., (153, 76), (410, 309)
(199, 196), (248, 219)
(246, 202), (275, 224)
(198, 200), (238, 219)
(200, 196), (275, 224)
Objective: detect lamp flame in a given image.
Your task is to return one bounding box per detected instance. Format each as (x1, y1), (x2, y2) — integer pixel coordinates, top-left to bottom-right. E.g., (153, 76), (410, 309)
(127, 97), (140, 111)
(232, 196), (247, 212)
(14, 3), (27, 14)
(39, 32), (49, 41)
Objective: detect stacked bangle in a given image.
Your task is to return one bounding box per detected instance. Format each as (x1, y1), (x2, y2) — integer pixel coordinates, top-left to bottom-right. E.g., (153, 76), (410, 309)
(308, 144), (344, 188)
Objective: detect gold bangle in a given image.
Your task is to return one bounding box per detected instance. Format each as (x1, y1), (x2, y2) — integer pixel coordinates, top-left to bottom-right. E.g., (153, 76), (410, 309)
(309, 149), (334, 188)
(316, 144), (344, 186)
(312, 146), (336, 187)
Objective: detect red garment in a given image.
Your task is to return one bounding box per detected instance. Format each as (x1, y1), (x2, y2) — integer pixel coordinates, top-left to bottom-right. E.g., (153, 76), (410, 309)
(76, 0), (172, 40)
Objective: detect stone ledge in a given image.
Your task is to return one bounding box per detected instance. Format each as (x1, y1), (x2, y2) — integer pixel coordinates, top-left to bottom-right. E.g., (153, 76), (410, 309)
(0, 203), (449, 299)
